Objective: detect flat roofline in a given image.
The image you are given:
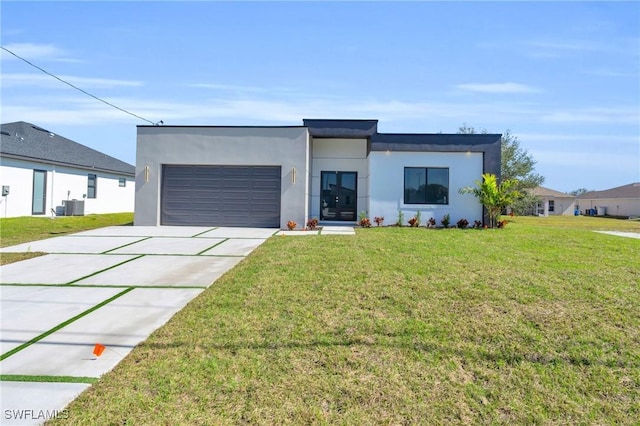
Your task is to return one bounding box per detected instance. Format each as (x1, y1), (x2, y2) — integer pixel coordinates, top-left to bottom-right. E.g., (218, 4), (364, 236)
(137, 125), (307, 129)
(303, 118), (379, 122)
(377, 132), (502, 137)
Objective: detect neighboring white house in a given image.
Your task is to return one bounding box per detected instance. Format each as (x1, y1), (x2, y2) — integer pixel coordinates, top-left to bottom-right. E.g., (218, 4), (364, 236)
(0, 121), (135, 218)
(577, 183), (640, 218)
(134, 119), (502, 228)
(529, 186), (576, 216)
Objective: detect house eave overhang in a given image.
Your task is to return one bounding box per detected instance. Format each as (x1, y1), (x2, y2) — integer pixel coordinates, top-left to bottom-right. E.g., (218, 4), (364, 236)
(371, 133), (502, 177)
(303, 119), (378, 138)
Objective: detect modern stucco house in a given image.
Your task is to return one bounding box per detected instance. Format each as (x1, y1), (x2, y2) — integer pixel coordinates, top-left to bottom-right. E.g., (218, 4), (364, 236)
(529, 186), (576, 216)
(0, 121), (135, 218)
(577, 183), (640, 217)
(134, 119), (501, 228)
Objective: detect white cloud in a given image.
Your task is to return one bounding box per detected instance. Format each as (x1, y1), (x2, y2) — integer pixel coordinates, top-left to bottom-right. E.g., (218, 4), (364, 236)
(1, 42), (79, 62)
(526, 38), (640, 57)
(531, 149), (639, 170)
(456, 82), (541, 94)
(1, 73), (143, 89)
(540, 107), (640, 124)
(516, 133), (640, 146)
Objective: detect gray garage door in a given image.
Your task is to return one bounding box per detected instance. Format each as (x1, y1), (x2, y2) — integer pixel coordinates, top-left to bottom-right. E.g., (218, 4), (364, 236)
(161, 165), (281, 227)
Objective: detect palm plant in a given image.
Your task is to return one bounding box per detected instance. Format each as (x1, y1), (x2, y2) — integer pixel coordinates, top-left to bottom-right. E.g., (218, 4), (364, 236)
(459, 173), (520, 228)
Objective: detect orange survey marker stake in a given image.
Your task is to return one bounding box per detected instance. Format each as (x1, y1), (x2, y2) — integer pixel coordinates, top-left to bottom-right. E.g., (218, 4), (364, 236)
(93, 344), (106, 357)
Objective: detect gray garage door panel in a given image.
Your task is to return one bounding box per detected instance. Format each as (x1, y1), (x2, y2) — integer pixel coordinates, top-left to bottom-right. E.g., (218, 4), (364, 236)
(161, 165), (281, 227)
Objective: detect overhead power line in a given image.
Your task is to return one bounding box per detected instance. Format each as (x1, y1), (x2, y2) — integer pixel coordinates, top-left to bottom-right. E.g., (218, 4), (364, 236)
(1, 45), (158, 125)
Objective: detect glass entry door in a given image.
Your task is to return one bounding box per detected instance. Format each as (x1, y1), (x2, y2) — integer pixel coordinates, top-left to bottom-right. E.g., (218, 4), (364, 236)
(32, 169), (47, 215)
(320, 171), (357, 221)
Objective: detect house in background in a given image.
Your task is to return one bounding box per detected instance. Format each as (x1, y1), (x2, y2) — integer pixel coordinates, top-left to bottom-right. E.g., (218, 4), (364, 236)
(135, 119), (501, 228)
(577, 183), (640, 217)
(0, 121), (135, 218)
(529, 186), (576, 216)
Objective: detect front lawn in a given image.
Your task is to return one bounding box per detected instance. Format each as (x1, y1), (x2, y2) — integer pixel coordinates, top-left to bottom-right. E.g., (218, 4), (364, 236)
(0, 212), (134, 248)
(57, 217), (639, 424)
(0, 213), (134, 265)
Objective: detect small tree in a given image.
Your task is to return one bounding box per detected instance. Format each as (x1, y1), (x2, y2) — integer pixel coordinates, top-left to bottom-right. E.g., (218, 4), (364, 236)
(459, 173), (520, 228)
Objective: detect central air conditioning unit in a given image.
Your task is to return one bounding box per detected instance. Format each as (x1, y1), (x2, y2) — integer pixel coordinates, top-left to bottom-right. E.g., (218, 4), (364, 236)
(63, 199), (85, 216)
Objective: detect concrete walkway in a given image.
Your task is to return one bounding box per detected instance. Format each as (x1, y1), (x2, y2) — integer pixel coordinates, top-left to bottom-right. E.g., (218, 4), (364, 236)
(594, 231), (640, 239)
(0, 226), (276, 425)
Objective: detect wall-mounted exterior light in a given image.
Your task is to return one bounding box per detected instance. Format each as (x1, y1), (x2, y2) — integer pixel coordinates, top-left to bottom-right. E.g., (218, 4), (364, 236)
(291, 167), (296, 184)
(144, 166), (150, 183)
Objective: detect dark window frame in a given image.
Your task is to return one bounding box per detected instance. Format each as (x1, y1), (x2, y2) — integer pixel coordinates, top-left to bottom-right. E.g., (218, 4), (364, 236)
(548, 200), (555, 212)
(119, 177), (126, 187)
(403, 167), (449, 205)
(87, 174), (97, 199)
(32, 169), (47, 215)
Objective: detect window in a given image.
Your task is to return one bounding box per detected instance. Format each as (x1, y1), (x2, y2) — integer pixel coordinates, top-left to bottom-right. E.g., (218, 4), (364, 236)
(87, 174), (97, 198)
(119, 177), (126, 187)
(548, 200), (555, 212)
(404, 167), (449, 204)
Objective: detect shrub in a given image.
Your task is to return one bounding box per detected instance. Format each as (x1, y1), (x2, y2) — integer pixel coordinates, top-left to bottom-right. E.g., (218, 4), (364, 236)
(427, 217), (436, 228)
(287, 220), (296, 230)
(396, 210), (404, 227)
(497, 219), (508, 228)
(306, 217), (319, 230)
(408, 217), (419, 227)
(456, 218), (469, 229)
(473, 220), (482, 229)
(373, 216), (384, 227)
(359, 211), (371, 228)
(441, 214), (450, 228)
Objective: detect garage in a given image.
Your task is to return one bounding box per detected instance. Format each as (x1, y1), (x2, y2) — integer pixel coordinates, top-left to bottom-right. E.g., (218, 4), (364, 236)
(161, 165), (281, 227)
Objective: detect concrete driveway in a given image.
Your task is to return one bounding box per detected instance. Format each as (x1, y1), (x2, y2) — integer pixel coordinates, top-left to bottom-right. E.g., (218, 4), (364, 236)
(0, 226), (276, 425)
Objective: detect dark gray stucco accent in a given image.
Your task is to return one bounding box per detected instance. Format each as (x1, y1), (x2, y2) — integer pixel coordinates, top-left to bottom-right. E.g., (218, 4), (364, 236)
(371, 133), (502, 178)
(303, 119), (378, 138)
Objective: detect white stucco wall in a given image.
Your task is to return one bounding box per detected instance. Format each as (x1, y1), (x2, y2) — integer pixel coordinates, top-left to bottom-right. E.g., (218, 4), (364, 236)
(0, 157), (134, 218)
(576, 197), (640, 217)
(369, 151), (484, 226)
(537, 197), (576, 216)
(135, 126), (310, 228)
(309, 138), (368, 220)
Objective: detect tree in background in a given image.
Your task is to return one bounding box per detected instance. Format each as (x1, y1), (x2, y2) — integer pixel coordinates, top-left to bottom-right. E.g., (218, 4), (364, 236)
(459, 124), (545, 215)
(458, 124), (545, 190)
(570, 188), (591, 196)
(459, 173), (520, 228)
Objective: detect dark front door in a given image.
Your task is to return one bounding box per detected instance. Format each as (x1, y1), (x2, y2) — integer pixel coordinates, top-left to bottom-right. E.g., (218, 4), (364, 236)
(320, 171), (357, 221)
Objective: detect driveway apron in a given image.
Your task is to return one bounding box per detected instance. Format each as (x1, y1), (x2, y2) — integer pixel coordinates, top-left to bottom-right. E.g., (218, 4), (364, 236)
(0, 226), (275, 425)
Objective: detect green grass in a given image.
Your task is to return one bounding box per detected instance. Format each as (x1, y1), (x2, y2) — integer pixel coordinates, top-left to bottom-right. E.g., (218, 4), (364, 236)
(52, 216), (640, 425)
(0, 375), (97, 384)
(0, 213), (133, 265)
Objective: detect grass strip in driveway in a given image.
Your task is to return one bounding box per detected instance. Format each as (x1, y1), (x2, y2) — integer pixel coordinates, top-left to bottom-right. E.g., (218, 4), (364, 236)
(64, 255), (145, 285)
(0, 288), (134, 361)
(195, 238), (228, 255)
(55, 217), (640, 425)
(0, 375), (97, 384)
(101, 236), (152, 254)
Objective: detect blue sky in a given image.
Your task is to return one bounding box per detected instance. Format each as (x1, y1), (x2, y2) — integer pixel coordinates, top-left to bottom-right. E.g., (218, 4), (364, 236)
(1, 1), (638, 192)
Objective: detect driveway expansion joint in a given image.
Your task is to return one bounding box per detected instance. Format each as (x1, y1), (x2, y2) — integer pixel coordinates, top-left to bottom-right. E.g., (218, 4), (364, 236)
(64, 255), (145, 285)
(0, 287), (134, 361)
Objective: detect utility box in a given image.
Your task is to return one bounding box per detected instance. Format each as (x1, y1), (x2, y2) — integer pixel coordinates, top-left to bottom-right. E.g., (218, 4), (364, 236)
(63, 199), (85, 216)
